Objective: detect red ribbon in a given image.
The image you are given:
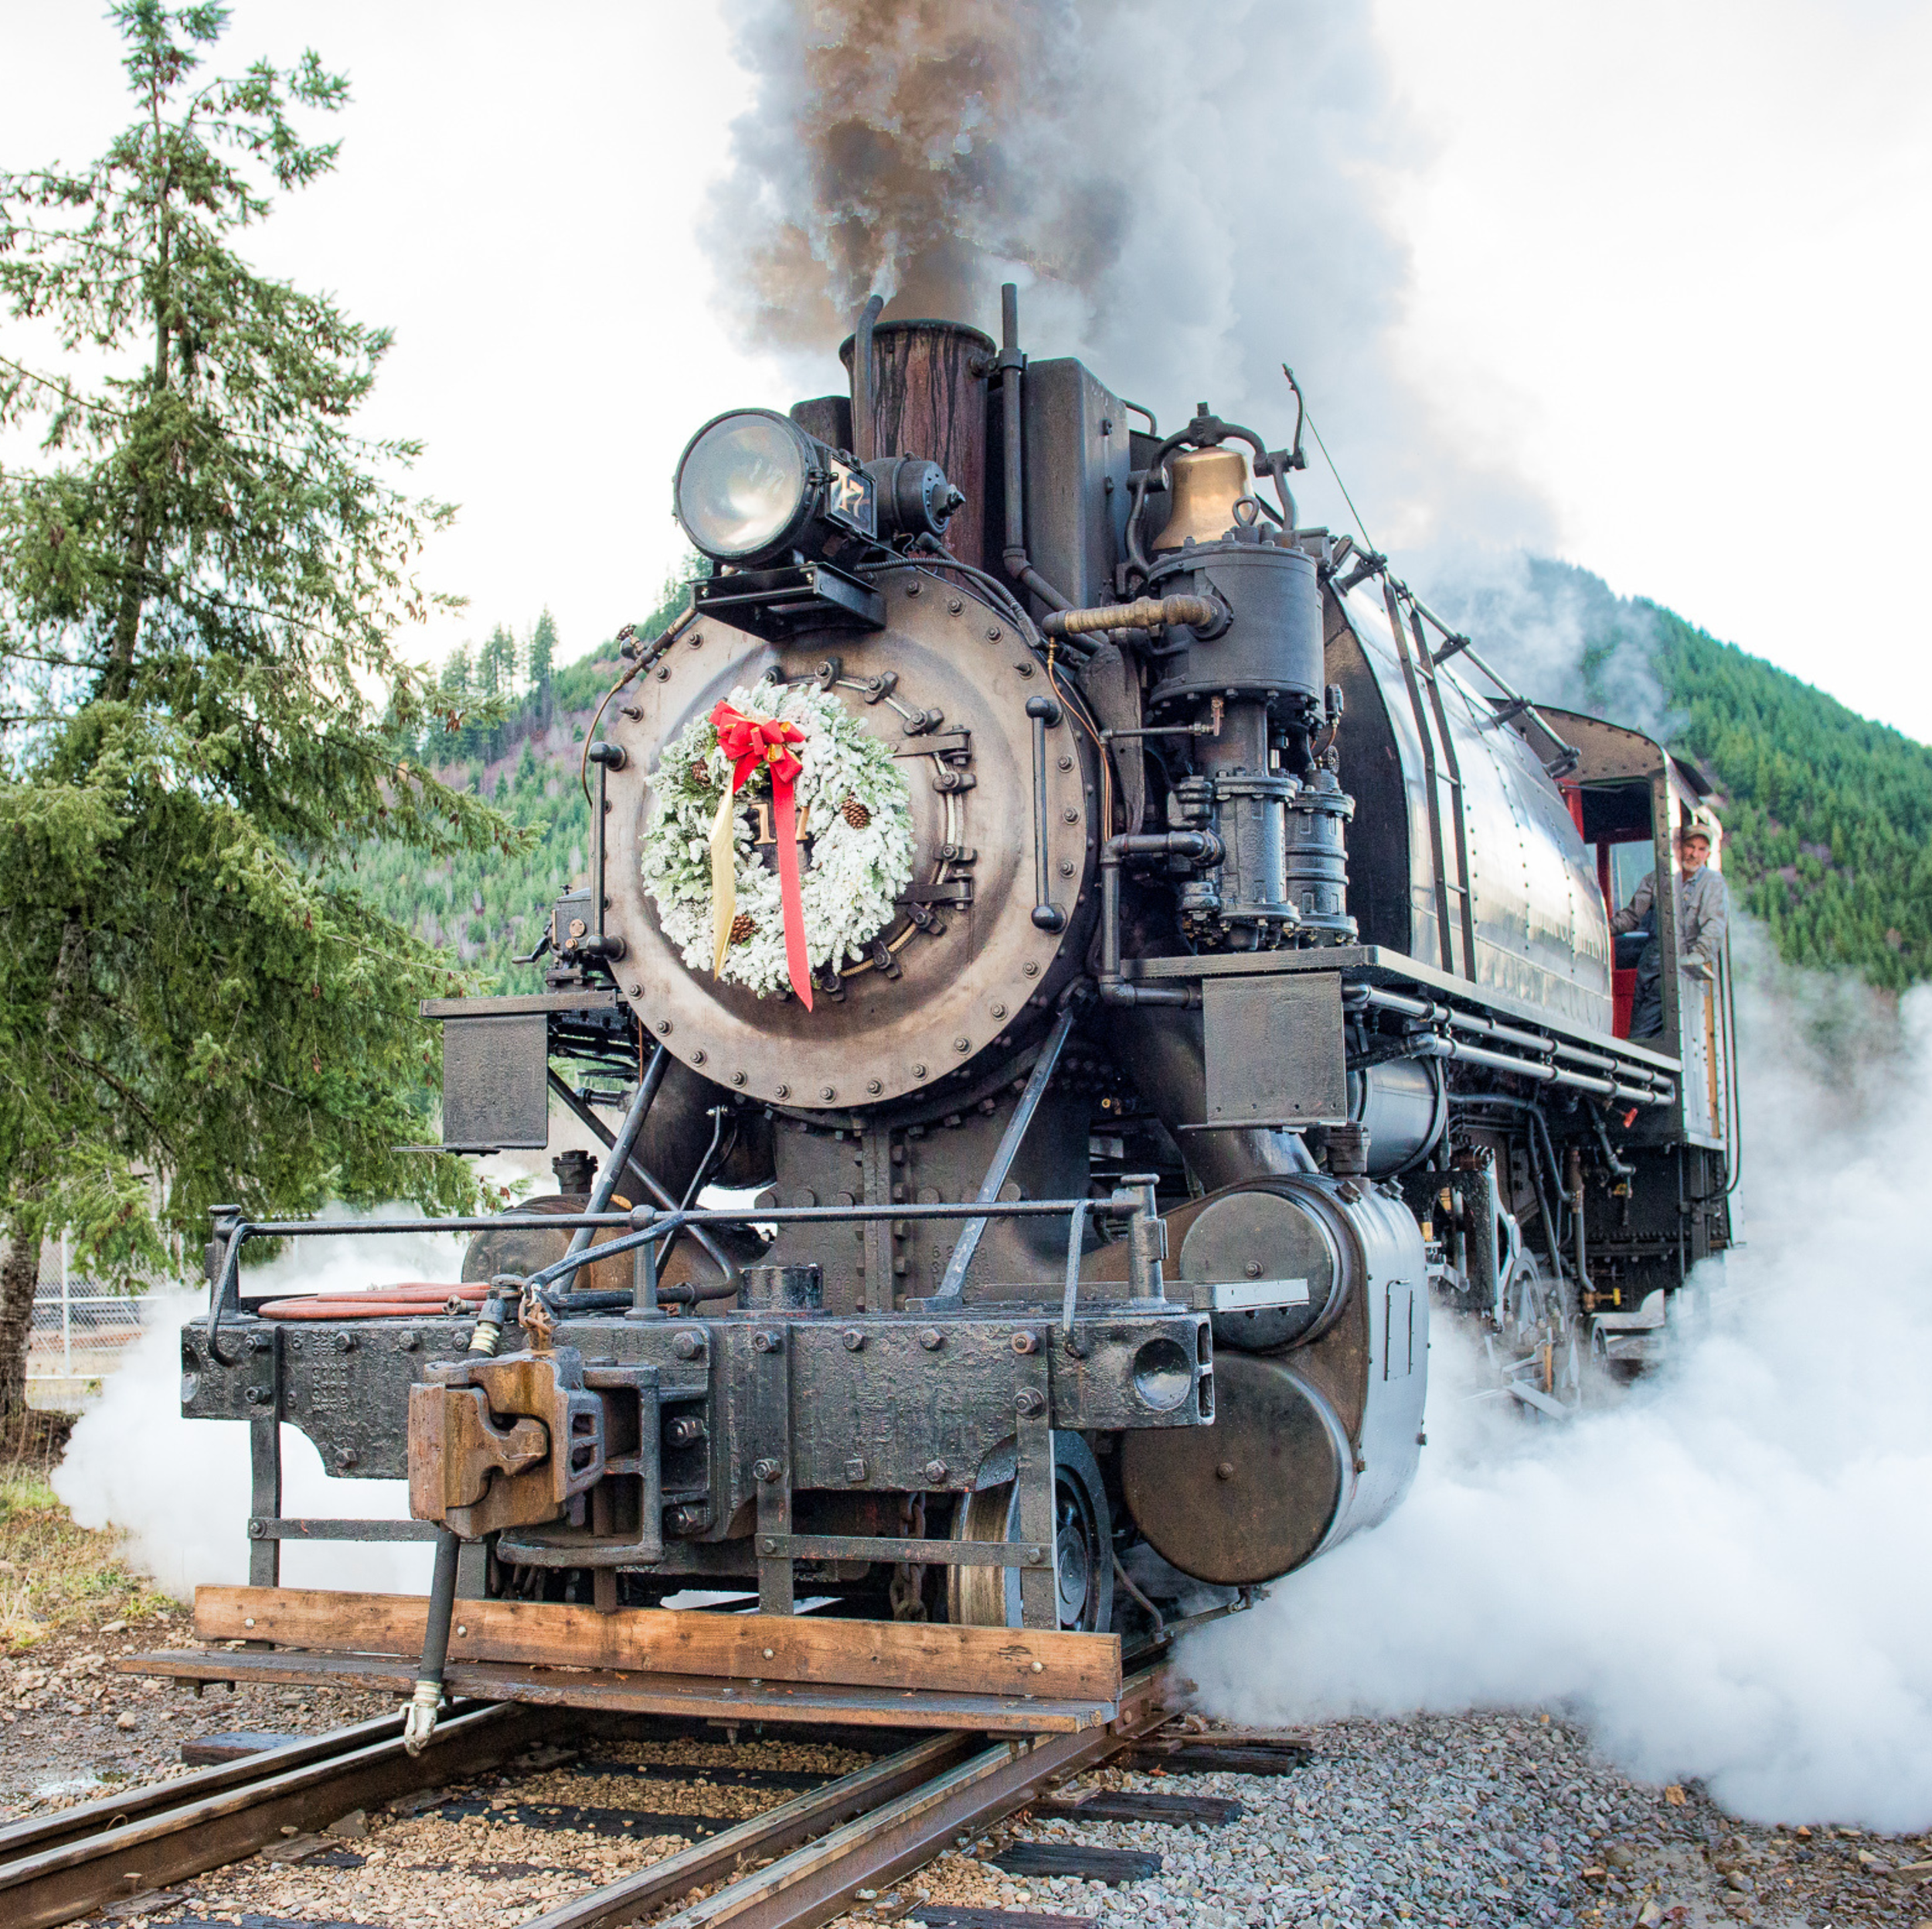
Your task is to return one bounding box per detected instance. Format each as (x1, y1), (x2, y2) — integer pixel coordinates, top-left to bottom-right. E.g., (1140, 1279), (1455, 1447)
(711, 701), (812, 1009)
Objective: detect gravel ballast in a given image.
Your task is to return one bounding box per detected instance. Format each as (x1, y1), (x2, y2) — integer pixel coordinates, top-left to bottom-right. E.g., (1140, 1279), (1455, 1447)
(10, 1699), (1925, 1927)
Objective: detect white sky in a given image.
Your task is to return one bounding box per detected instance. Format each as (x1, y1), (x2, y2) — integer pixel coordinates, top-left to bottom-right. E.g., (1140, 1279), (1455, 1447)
(5, 1), (1930, 737)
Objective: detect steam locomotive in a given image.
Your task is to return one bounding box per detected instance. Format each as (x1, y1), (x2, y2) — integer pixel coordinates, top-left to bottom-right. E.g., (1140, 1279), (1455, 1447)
(183, 287), (1736, 1666)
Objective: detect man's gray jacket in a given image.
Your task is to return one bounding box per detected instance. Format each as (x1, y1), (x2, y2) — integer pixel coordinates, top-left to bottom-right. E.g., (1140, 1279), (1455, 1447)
(1611, 866), (1729, 969)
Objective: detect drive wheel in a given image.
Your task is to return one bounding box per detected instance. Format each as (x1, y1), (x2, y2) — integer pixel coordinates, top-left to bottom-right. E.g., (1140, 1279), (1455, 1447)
(946, 1432), (1114, 1632)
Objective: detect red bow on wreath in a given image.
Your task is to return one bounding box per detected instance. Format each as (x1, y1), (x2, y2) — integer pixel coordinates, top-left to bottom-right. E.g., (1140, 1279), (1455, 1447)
(707, 700), (812, 1009)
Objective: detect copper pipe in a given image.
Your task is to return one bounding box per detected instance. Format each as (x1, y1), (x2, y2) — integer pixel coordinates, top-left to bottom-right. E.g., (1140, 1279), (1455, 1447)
(1042, 595), (1217, 641)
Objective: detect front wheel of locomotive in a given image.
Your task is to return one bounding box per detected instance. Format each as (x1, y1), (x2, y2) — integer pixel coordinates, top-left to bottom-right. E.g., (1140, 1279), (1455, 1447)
(945, 1432), (1114, 1634)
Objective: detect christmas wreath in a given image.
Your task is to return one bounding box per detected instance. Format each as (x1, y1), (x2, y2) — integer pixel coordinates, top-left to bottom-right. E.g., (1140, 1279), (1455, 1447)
(639, 681), (914, 1005)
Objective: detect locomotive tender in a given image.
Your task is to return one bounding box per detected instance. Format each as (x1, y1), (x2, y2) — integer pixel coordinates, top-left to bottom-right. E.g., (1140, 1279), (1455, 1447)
(184, 288), (1736, 1691)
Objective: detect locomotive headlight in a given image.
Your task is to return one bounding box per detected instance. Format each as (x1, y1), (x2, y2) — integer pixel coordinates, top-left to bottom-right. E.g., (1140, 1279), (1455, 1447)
(673, 408), (876, 566)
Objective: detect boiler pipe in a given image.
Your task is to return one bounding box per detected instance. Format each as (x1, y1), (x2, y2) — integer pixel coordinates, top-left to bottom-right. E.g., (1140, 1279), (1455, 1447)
(1097, 831), (1223, 1008)
(1351, 984), (1662, 1087)
(1406, 1031), (1672, 1106)
(1042, 595), (1219, 641)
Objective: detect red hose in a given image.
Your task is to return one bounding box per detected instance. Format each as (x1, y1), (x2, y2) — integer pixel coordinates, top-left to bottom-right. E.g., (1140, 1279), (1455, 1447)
(257, 1281), (488, 1320)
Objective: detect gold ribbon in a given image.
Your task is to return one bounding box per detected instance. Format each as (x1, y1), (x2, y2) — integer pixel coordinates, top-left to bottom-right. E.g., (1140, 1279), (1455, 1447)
(708, 787), (738, 977)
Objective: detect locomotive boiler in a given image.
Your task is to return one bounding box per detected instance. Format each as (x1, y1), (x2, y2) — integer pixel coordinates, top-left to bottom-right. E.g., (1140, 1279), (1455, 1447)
(182, 288), (1736, 1719)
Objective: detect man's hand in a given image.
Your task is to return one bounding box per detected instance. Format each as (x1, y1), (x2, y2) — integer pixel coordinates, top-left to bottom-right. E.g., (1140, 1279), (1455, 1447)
(1680, 956), (1713, 982)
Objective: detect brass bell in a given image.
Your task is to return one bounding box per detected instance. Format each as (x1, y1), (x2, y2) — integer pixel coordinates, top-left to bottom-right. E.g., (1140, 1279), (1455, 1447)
(1151, 445), (1250, 553)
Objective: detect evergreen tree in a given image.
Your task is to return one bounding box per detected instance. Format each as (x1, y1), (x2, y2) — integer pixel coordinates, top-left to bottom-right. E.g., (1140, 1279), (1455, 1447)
(528, 607), (557, 723)
(0, 3), (521, 1408)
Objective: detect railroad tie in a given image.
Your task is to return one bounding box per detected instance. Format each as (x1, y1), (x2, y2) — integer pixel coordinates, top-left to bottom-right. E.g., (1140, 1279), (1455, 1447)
(1121, 1741), (1310, 1776)
(1031, 1790), (1243, 1826)
(896, 1909), (1098, 1929)
(988, 1841), (1163, 1884)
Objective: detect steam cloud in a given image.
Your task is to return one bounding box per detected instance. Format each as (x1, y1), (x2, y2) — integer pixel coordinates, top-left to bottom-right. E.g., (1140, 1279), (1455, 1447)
(53, 1214), (467, 1598)
(709, 0), (1549, 549)
(1420, 553), (1679, 742)
(1184, 923), (1932, 1831)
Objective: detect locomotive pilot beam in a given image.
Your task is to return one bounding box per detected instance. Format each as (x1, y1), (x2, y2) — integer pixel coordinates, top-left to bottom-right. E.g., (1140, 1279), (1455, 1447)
(170, 284), (1735, 1722)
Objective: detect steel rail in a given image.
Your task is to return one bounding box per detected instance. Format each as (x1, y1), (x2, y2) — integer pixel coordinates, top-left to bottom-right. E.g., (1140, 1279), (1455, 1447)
(526, 1665), (1171, 1929)
(0, 1699), (556, 1929)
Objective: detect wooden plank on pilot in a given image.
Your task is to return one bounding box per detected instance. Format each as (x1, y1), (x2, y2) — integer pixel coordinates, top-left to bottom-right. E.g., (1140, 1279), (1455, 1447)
(116, 1646), (1114, 1736)
(191, 1587), (1124, 1703)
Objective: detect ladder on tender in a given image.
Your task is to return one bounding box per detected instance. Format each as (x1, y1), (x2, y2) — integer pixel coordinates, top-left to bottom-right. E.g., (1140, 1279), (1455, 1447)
(1385, 581), (1478, 979)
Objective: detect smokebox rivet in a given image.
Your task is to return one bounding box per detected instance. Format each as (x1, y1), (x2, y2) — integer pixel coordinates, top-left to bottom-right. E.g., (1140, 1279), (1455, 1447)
(1216, 1461), (1236, 1481)
(753, 1330), (781, 1353)
(656, 1019), (672, 1035)
(656, 665), (670, 681)
(843, 1329), (865, 1352)
(821, 1085), (836, 1101)
(911, 1063), (927, 1077)
(953, 1036), (971, 1053)
(629, 983), (642, 996)
(1011, 1330), (1037, 1355)
(731, 1071), (747, 1087)
(753, 1458), (781, 1482)
(690, 1049), (706, 1065)
(1063, 808), (1079, 824)
(1058, 755), (1073, 771)
(923, 1458), (949, 1483)
(947, 597), (962, 615)
(866, 1079), (882, 1094)
(919, 1327), (944, 1351)
(989, 1002), (1006, 1019)
(243, 1617), (255, 1628)
(1016, 662), (1034, 678)
(1015, 1390), (1046, 1417)
(1022, 962), (1039, 978)
(906, 580), (921, 597)
(775, 1083), (790, 1098)
(1058, 860), (1076, 877)
(986, 626), (1001, 641)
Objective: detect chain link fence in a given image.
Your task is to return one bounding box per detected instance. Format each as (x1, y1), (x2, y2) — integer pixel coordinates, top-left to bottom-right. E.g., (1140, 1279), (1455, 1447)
(26, 1236), (191, 1404)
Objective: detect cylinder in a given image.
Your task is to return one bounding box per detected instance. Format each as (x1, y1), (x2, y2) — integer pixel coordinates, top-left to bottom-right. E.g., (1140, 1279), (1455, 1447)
(1145, 542), (1324, 717)
(1211, 774), (1297, 937)
(842, 321), (992, 570)
(1284, 767), (1355, 937)
(1175, 1181), (1353, 1353)
(1345, 1056), (1447, 1175)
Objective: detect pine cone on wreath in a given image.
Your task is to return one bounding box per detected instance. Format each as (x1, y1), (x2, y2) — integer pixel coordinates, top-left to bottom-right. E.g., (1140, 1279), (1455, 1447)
(692, 760), (712, 786)
(730, 911), (756, 944)
(841, 794), (871, 829)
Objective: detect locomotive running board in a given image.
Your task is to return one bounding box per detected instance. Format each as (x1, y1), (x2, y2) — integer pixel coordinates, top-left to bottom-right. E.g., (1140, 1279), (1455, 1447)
(117, 1586), (1125, 1737)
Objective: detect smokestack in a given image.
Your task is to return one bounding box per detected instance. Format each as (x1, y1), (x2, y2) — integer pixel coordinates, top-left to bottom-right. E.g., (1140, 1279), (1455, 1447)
(842, 316), (994, 568)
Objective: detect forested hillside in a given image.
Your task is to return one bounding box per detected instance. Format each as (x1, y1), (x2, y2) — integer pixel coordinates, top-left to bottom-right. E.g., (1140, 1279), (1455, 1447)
(1650, 607), (1932, 988)
(355, 582), (685, 988)
(360, 569), (1932, 995)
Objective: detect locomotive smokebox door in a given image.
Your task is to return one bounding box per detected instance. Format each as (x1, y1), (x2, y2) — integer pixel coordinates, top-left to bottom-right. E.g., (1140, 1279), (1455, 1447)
(1203, 972), (1347, 1129)
(440, 1012), (549, 1150)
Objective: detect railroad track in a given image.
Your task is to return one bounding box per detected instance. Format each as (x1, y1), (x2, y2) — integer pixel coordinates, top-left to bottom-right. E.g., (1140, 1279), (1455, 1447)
(0, 1662), (1309, 1929)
